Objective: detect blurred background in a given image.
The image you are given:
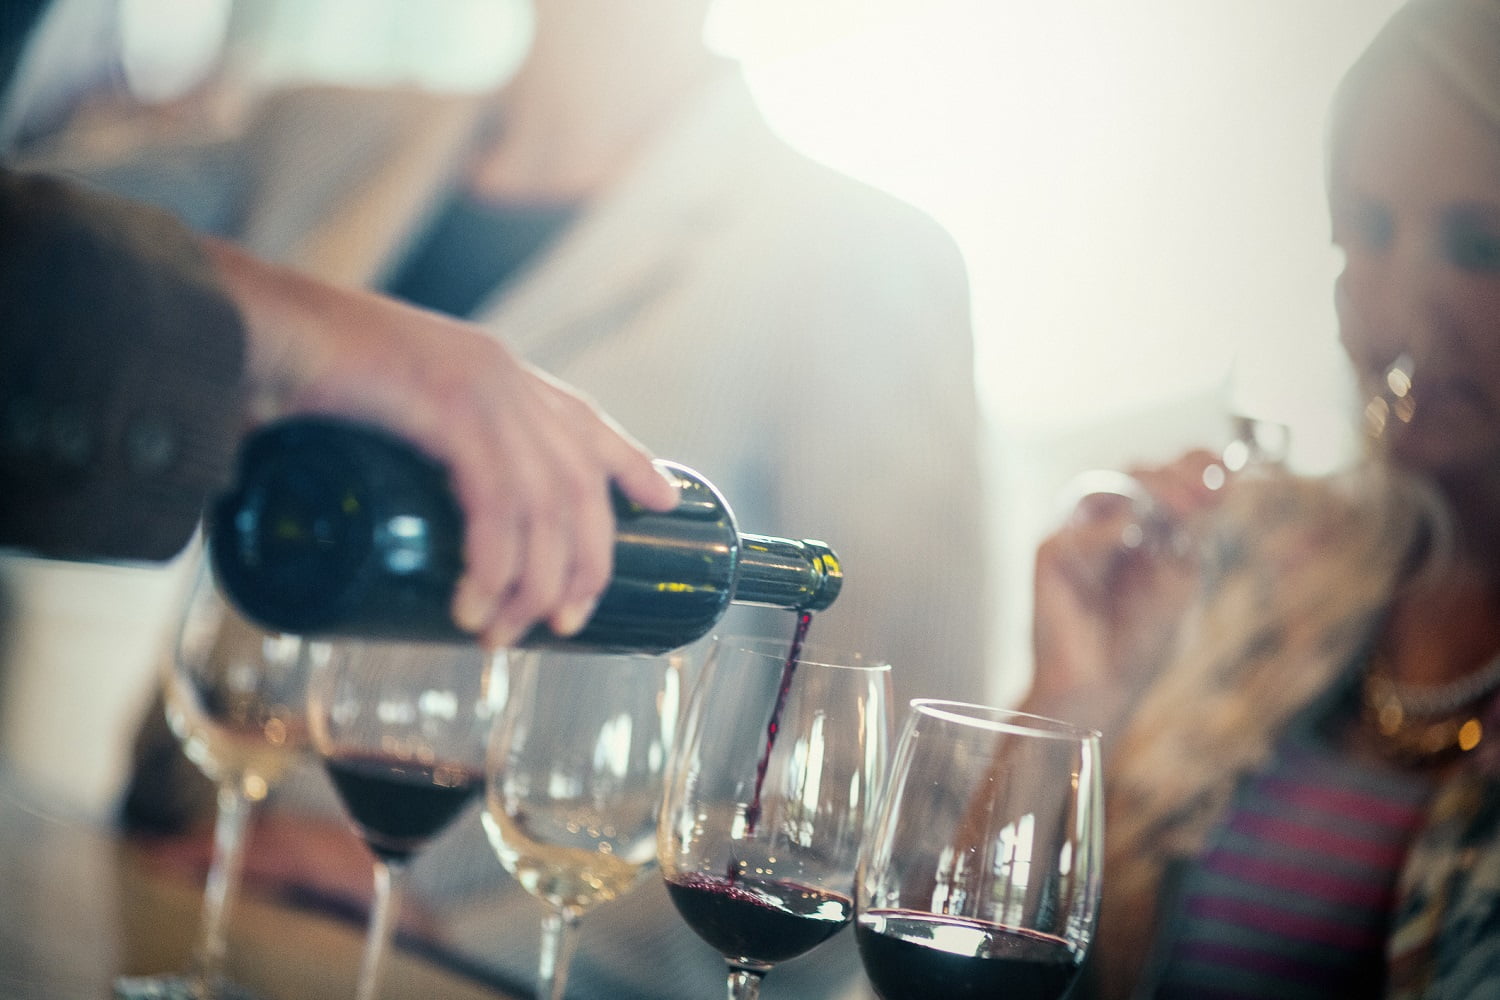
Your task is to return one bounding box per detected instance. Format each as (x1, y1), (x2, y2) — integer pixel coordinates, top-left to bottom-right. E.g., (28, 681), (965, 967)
(1, 0), (1404, 817)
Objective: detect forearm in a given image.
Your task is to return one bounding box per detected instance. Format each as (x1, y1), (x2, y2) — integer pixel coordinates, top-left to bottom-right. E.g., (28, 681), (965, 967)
(198, 235), (345, 409)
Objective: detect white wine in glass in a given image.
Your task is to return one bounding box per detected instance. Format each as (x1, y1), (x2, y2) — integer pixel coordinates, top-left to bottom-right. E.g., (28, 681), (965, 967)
(115, 542), (314, 1000)
(483, 648), (681, 1000)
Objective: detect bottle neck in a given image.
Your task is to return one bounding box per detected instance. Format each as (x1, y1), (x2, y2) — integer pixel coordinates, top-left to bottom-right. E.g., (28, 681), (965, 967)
(732, 535), (842, 612)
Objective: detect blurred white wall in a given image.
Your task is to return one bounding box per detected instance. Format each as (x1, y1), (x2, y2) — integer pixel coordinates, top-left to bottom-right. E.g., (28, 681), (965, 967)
(730, 0), (1404, 700)
(0, 554), (192, 817)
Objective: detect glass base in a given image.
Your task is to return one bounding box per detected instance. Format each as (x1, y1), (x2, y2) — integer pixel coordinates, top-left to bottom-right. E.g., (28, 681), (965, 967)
(114, 974), (265, 1000)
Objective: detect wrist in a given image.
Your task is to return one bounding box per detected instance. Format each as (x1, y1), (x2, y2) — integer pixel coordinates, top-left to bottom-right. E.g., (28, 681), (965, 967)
(200, 237), (326, 405)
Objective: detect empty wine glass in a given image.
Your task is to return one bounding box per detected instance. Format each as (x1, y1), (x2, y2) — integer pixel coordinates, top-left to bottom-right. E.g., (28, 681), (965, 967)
(115, 542), (314, 1000)
(482, 648), (682, 999)
(307, 640), (496, 1000)
(855, 701), (1102, 1000)
(658, 635), (891, 1000)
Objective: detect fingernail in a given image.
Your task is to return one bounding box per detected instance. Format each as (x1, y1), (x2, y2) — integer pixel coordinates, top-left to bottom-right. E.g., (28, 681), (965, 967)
(453, 582), (489, 633)
(483, 623), (521, 651)
(552, 599), (597, 637)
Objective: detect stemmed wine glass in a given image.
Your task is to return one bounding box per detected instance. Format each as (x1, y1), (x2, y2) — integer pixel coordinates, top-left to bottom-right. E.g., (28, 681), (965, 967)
(855, 701), (1102, 1000)
(306, 640), (496, 1000)
(482, 648), (682, 999)
(115, 542), (315, 1000)
(1053, 385), (1291, 562)
(657, 636), (891, 1000)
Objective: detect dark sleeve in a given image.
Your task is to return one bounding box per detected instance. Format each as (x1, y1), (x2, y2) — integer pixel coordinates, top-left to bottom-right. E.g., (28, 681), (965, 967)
(0, 168), (249, 561)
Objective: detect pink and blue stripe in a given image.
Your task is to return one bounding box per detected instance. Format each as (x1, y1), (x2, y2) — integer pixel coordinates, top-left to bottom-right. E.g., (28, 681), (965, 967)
(1154, 731), (1433, 999)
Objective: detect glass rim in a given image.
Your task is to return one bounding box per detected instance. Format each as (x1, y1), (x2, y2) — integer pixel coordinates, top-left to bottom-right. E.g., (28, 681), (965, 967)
(501, 646), (675, 665)
(715, 634), (892, 672)
(908, 698), (1100, 741)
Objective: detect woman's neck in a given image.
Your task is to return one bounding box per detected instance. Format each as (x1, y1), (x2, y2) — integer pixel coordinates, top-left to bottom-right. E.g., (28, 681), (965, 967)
(1381, 561), (1500, 689)
(1434, 463), (1500, 573)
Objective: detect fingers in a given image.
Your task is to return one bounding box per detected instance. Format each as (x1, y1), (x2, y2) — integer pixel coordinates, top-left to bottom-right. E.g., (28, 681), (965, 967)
(529, 367), (680, 513)
(476, 441), (597, 648)
(1125, 448), (1229, 521)
(259, 277), (671, 649)
(458, 376), (675, 646)
(449, 474), (523, 638)
(615, 454), (682, 511)
(448, 418), (569, 648)
(545, 470), (615, 639)
(479, 501), (568, 650)
(1040, 505), (1143, 604)
(449, 373), (651, 649)
(1045, 448), (1231, 606)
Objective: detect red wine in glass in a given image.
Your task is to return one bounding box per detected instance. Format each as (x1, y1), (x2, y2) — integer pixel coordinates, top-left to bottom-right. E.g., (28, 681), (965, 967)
(324, 753), (482, 861)
(308, 639), (492, 1000)
(855, 910), (1081, 1000)
(854, 703), (1101, 1000)
(665, 871), (851, 963)
(659, 635), (891, 1000)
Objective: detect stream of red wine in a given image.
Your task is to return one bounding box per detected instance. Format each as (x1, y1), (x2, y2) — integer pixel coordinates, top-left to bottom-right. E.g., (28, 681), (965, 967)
(742, 610), (813, 838)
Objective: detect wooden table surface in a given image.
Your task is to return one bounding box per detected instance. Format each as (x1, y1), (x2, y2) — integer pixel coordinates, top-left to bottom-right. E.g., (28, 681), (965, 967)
(0, 766), (519, 1000)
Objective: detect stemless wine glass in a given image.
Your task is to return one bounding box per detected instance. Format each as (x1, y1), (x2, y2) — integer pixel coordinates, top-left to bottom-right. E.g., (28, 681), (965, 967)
(658, 635), (891, 1000)
(115, 543), (314, 1000)
(307, 640), (496, 1000)
(855, 701), (1102, 1000)
(482, 648), (682, 1000)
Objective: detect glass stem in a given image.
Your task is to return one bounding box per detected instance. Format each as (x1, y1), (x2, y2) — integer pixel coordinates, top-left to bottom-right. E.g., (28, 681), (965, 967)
(536, 906), (583, 1000)
(725, 965), (766, 1000)
(355, 858), (408, 1000)
(190, 780), (255, 987)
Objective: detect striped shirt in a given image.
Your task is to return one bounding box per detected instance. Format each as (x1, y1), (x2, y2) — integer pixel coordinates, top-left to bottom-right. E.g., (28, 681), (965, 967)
(1155, 727), (1435, 999)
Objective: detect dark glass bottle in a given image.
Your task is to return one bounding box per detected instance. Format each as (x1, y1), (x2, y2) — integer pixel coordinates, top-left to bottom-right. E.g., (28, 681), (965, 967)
(207, 417), (841, 652)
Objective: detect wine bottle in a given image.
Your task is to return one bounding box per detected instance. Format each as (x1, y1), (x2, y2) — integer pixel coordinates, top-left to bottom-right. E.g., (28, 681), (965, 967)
(207, 417), (841, 652)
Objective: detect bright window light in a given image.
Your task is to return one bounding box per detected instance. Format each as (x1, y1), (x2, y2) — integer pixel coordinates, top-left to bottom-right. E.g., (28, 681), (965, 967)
(119, 0), (233, 102)
(735, 0), (1402, 451)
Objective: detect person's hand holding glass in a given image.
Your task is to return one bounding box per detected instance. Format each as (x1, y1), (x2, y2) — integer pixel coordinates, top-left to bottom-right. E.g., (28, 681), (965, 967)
(1031, 444), (1240, 739)
(855, 701), (1102, 1000)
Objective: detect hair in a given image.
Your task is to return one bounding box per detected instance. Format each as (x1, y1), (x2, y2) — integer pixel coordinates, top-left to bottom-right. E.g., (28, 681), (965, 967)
(1330, 0), (1500, 185)
(1091, 5), (1500, 995)
(1089, 465), (1437, 998)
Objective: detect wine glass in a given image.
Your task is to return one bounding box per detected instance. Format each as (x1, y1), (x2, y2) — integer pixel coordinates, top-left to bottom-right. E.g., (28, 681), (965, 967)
(1053, 406), (1289, 562)
(855, 701), (1102, 1000)
(481, 648), (682, 999)
(657, 635), (891, 1000)
(1053, 348), (1296, 565)
(115, 542), (314, 1000)
(307, 640), (496, 1000)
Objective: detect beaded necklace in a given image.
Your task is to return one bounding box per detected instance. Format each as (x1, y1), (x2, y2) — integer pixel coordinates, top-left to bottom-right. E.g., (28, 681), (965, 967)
(1362, 650), (1500, 763)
